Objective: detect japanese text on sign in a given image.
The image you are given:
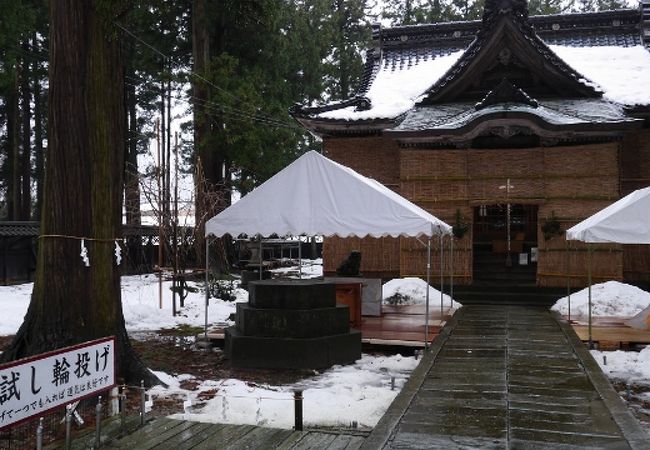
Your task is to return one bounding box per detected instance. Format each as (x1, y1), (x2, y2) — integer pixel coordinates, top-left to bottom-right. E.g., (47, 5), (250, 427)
(0, 337), (115, 430)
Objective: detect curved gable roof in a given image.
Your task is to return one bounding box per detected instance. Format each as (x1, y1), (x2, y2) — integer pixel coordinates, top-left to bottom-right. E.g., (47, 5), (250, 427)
(292, 5), (650, 133)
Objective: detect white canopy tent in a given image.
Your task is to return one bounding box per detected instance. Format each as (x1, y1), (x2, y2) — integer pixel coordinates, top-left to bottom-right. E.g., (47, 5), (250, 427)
(204, 150), (453, 346)
(566, 186), (650, 345)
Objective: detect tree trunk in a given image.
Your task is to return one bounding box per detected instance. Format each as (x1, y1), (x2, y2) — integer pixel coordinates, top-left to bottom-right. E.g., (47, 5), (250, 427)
(192, 0), (230, 270)
(1, 0), (157, 386)
(20, 44), (32, 220)
(7, 68), (20, 220)
(192, 0), (212, 262)
(124, 68), (142, 269)
(33, 35), (46, 220)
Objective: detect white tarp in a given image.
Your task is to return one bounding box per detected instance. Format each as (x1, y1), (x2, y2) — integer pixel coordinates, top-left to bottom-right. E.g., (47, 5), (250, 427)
(205, 151), (451, 238)
(565, 186), (650, 244)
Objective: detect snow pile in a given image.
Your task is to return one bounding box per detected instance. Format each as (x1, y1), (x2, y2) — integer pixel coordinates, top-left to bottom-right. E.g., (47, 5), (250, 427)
(591, 347), (650, 383)
(150, 353), (418, 429)
(551, 281), (650, 317)
(382, 277), (461, 309)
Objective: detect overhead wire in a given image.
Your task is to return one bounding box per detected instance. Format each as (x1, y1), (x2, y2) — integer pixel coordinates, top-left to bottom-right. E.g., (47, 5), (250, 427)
(113, 20), (301, 131)
(123, 79), (304, 132)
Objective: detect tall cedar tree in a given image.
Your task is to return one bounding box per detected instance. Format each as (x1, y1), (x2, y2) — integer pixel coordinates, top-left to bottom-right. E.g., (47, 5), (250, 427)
(1, 0), (156, 385)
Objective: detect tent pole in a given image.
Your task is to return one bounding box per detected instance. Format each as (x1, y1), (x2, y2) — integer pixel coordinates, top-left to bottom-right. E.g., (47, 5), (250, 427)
(450, 236), (454, 309)
(204, 237), (210, 339)
(298, 236), (302, 279)
(259, 235), (263, 280)
(566, 240), (571, 322)
(587, 244), (594, 349)
(440, 234), (444, 322)
(425, 239), (431, 350)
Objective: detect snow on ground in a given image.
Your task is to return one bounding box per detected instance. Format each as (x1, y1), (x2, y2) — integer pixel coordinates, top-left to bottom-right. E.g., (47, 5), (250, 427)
(591, 347), (650, 384)
(120, 274), (248, 331)
(150, 353), (418, 429)
(0, 283), (32, 335)
(551, 281), (650, 317)
(0, 264), (432, 429)
(0, 274), (249, 336)
(268, 258), (323, 279)
(382, 277), (462, 309)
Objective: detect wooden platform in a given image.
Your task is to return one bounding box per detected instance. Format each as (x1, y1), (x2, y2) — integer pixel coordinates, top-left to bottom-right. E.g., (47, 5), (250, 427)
(207, 304), (456, 349)
(359, 304), (453, 346)
(565, 315), (650, 349)
(97, 418), (366, 450)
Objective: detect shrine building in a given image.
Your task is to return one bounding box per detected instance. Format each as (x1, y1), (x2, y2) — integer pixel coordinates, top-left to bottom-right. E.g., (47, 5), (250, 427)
(292, 0), (650, 292)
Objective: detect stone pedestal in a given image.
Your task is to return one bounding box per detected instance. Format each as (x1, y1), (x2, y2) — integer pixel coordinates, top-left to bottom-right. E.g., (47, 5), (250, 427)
(224, 279), (362, 369)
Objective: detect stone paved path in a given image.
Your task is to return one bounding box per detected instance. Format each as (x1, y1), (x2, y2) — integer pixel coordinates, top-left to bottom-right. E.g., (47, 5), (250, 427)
(363, 305), (650, 450)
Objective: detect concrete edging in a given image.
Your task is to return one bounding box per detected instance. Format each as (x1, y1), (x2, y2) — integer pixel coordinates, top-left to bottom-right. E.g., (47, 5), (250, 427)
(554, 311), (650, 450)
(359, 307), (467, 450)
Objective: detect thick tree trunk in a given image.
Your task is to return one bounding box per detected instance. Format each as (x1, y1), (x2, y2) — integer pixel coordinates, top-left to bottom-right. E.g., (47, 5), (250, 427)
(1, 0), (157, 385)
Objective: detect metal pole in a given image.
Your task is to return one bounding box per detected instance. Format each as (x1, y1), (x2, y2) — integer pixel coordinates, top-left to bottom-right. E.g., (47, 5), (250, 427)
(425, 239), (431, 350)
(440, 234), (444, 321)
(95, 396), (103, 448)
(140, 380), (146, 426)
(587, 244), (594, 349)
(65, 404), (72, 450)
(156, 120), (163, 310)
(567, 240), (571, 322)
(205, 238), (209, 339)
(450, 236), (454, 309)
(259, 235), (263, 280)
(36, 417), (43, 450)
(294, 390), (303, 431)
(120, 387), (126, 435)
(298, 237), (302, 280)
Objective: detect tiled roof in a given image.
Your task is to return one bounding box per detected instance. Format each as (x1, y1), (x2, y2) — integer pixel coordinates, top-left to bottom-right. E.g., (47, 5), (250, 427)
(393, 99), (639, 132)
(0, 222), (167, 238)
(292, 7), (650, 128)
(371, 9), (644, 88)
(0, 222), (39, 237)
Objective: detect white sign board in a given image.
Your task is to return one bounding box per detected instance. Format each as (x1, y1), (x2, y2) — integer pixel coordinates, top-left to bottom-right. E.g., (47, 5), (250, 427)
(0, 337), (115, 430)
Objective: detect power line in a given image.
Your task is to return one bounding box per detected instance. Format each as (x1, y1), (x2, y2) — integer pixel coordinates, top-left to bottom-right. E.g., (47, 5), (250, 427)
(114, 20), (299, 130)
(124, 80), (303, 132)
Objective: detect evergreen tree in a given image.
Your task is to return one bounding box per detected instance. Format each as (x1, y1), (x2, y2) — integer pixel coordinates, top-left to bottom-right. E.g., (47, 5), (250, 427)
(1, 0), (156, 384)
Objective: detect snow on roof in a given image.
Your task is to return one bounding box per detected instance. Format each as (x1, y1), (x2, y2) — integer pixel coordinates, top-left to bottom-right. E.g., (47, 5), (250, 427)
(550, 45), (650, 106)
(317, 50), (464, 121)
(315, 44), (650, 123)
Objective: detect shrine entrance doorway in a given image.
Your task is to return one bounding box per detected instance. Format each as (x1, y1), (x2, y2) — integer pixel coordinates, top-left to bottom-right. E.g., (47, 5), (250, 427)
(472, 204), (538, 285)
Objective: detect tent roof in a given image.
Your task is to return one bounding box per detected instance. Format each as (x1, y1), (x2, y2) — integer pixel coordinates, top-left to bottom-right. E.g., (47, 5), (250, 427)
(205, 151), (451, 238)
(566, 187), (650, 244)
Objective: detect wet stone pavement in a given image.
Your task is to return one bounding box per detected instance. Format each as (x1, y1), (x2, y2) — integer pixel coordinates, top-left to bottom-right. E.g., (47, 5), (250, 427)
(363, 305), (650, 450)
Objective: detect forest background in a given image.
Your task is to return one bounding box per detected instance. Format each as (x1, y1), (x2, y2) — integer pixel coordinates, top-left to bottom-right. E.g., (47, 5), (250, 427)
(0, 0), (636, 226)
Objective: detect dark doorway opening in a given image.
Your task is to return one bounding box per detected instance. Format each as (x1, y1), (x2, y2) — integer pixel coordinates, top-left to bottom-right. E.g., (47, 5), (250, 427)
(472, 204), (538, 286)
